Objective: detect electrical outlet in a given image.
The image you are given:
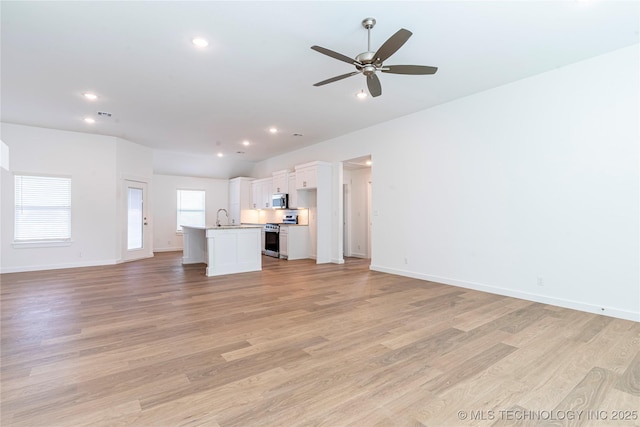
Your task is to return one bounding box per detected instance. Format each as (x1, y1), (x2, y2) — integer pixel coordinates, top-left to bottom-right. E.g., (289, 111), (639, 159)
(404, 257), (408, 265)
(537, 277), (544, 287)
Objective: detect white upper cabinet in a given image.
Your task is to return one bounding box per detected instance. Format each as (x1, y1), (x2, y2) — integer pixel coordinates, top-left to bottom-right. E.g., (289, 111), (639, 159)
(288, 174), (298, 208)
(251, 177), (273, 209)
(272, 170), (289, 194)
(228, 177), (254, 224)
(261, 179), (272, 209)
(295, 164), (319, 190)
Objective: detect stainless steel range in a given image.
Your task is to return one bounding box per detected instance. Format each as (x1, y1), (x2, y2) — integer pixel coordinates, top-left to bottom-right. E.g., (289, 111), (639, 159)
(264, 223), (280, 258)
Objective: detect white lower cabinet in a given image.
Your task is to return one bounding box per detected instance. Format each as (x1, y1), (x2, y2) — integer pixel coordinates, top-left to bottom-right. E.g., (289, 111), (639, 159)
(279, 226), (309, 260)
(279, 228), (288, 259)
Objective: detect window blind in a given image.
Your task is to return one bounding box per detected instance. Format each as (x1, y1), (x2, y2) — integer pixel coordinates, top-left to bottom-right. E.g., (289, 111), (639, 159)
(15, 175), (71, 241)
(177, 189), (205, 231)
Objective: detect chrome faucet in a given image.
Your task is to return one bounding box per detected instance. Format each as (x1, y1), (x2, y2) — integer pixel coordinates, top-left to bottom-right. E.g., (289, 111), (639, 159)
(216, 208), (228, 227)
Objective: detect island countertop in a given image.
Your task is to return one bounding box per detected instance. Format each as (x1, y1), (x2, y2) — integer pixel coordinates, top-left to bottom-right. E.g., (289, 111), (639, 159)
(181, 224), (263, 230)
(209, 224), (263, 230)
(181, 225), (262, 276)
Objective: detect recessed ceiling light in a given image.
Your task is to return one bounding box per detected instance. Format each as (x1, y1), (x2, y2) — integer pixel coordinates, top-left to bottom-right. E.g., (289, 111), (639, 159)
(217, 152), (223, 157)
(356, 90), (368, 99)
(192, 37), (209, 47)
(269, 127), (278, 134)
(242, 140), (250, 146)
(84, 117), (95, 124)
(365, 160), (372, 166)
(83, 92), (98, 100)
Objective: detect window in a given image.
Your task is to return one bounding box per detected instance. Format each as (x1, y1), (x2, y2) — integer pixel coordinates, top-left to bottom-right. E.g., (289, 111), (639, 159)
(127, 186), (144, 250)
(14, 174), (71, 242)
(177, 189), (205, 231)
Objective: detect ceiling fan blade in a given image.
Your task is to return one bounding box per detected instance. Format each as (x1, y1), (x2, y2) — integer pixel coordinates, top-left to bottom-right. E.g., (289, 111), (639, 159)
(382, 65), (438, 75)
(311, 45), (359, 66)
(373, 28), (412, 63)
(313, 71), (360, 87)
(367, 74), (382, 97)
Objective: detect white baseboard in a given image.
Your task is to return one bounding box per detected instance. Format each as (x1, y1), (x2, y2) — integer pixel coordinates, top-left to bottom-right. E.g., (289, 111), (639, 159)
(154, 247), (183, 253)
(369, 264), (639, 323)
(116, 252), (155, 264)
(349, 252), (368, 259)
(331, 257), (345, 264)
(1, 259), (117, 274)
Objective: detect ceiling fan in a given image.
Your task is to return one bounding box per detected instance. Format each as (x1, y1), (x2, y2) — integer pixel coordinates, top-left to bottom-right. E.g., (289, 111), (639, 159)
(311, 17), (438, 97)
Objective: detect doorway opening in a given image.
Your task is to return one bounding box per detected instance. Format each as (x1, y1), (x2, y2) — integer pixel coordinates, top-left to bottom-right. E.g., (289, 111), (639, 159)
(342, 155), (372, 264)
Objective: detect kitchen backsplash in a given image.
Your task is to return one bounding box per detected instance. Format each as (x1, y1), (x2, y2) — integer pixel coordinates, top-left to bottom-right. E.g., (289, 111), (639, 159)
(247, 208), (309, 225)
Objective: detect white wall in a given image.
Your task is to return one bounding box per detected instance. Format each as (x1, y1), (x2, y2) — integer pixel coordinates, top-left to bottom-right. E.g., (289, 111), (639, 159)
(252, 45), (640, 321)
(152, 174), (229, 252)
(1, 124), (119, 272)
(1, 140), (9, 170)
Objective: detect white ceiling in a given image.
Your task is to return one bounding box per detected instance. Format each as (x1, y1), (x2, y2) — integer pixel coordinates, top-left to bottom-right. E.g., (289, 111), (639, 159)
(2, 1), (638, 178)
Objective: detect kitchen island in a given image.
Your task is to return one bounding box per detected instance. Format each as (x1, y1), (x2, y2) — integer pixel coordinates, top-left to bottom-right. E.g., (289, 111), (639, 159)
(182, 225), (262, 277)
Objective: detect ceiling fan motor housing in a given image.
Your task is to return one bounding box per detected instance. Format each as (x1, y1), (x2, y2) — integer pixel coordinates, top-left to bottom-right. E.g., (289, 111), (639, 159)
(356, 52), (379, 75)
(356, 51), (376, 64)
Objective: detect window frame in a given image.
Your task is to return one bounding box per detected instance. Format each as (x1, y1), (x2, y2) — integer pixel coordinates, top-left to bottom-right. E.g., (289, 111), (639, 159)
(13, 173), (72, 246)
(176, 188), (206, 233)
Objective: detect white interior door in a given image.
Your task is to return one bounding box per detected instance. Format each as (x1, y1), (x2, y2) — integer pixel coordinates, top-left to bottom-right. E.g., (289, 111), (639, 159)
(123, 180), (151, 261)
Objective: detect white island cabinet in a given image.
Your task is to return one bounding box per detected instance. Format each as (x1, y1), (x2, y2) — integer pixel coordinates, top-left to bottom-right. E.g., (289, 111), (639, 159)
(182, 225), (262, 277)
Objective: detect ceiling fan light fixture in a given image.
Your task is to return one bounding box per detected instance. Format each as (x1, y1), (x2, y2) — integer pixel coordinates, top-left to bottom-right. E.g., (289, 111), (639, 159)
(356, 90), (368, 99)
(192, 37), (209, 47)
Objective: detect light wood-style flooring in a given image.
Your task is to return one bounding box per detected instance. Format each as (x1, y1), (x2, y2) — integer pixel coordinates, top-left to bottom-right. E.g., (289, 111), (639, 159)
(1, 252), (638, 426)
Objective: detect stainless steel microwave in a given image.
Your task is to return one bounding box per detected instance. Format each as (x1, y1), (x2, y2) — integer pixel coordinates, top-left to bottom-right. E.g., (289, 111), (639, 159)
(272, 193), (288, 209)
